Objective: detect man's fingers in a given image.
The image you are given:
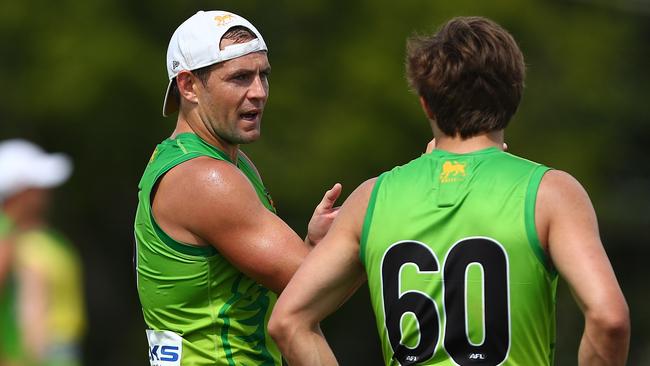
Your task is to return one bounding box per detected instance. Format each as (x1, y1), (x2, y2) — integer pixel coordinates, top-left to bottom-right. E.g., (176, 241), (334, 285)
(324, 183), (342, 204)
(319, 183), (342, 211)
(322, 206), (342, 218)
(426, 138), (436, 154)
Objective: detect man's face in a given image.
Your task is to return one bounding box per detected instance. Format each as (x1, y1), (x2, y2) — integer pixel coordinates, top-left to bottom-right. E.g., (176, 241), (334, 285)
(194, 47), (270, 146)
(6, 188), (51, 226)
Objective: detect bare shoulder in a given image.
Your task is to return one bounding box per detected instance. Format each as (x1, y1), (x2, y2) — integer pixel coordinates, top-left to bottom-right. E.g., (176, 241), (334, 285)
(153, 156), (265, 243)
(354, 177), (378, 195)
(538, 169), (593, 210)
(344, 177), (378, 211)
(331, 178), (378, 237)
(536, 169), (598, 250)
(158, 156), (256, 203)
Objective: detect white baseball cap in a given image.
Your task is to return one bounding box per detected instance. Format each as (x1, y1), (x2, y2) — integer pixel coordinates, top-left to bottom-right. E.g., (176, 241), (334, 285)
(162, 10), (268, 117)
(0, 139), (72, 201)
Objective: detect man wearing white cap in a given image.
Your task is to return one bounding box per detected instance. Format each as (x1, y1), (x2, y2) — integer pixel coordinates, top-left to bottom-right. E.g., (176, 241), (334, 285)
(0, 139), (86, 366)
(134, 10), (341, 365)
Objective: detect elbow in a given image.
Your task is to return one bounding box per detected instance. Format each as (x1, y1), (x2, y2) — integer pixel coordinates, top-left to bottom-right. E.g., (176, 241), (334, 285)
(587, 301), (631, 340)
(268, 309), (296, 350)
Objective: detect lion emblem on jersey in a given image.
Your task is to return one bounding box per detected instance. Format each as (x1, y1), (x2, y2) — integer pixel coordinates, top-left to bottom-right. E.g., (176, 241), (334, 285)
(440, 161), (466, 183)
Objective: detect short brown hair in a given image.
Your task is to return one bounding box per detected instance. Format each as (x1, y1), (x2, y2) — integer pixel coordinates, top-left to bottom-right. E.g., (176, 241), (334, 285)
(171, 26), (258, 105)
(406, 17), (525, 138)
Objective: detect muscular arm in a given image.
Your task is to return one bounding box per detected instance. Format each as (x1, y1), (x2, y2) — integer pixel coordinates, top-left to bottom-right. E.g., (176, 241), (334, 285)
(153, 157), (338, 294)
(268, 178), (375, 366)
(537, 170), (630, 366)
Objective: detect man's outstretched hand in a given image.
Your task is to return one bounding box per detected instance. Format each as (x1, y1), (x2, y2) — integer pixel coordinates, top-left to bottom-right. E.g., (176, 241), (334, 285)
(306, 183), (342, 246)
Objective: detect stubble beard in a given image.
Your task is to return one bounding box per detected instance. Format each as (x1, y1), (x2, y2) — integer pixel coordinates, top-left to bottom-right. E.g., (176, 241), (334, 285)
(220, 124), (261, 145)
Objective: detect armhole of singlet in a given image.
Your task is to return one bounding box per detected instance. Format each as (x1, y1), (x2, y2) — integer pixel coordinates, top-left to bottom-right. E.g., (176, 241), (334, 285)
(524, 165), (556, 276)
(237, 151), (262, 181)
(360, 174), (385, 267)
(149, 154), (218, 257)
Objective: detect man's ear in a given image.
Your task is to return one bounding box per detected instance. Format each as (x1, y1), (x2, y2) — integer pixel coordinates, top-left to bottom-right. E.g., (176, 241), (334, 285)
(419, 96), (435, 120)
(176, 71), (199, 105)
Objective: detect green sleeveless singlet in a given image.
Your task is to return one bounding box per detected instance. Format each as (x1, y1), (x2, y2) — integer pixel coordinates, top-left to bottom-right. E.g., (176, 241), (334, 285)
(361, 147), (557, 366)
(134, 133), (281, 366)
(0, 212), (22, 363)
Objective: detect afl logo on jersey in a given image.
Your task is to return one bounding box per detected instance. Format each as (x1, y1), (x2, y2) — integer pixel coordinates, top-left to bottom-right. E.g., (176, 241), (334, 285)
(469, 353), (487, 360)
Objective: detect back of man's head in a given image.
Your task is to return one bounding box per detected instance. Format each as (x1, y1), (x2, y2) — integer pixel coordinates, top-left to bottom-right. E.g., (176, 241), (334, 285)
(406, 16), (525, 138)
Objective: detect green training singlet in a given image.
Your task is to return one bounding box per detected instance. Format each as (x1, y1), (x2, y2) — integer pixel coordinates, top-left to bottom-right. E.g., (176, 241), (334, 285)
(0, 212), (22, 363)
(15, 228), (85, 366)
(134, 133), (281, 366)
(361, 147), (557, 366)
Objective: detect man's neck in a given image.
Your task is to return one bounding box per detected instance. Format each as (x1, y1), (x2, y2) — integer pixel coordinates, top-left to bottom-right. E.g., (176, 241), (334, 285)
(1, 204), (44, 231)
(172, 115), (240, 162)
(433, 130), (504, 154)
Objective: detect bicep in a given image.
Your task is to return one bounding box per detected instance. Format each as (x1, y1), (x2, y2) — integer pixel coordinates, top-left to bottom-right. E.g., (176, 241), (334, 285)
(163, 159), (308, 294)
(202, 204), (309, 294)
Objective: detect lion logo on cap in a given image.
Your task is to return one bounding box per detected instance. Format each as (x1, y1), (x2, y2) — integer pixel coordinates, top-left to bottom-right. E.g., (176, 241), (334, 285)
(214, 14), (235, 26)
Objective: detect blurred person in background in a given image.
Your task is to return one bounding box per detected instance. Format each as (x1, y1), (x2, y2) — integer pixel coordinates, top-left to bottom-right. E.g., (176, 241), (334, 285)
(134, 10), (340, 365)
(0, 139), (86, 366)
(1, 201), (19, 365)
(269, 16), (630, 366)
(0, 212), (16, 291)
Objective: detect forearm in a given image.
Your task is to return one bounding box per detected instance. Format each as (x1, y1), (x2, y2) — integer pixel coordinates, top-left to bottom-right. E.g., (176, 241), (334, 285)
(19, 268), (48, 362)
(276, 325), (338, 366)
(578, 314), (630, 366)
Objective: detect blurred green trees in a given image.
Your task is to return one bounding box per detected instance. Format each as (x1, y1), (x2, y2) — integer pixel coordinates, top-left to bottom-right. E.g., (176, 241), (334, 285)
(1, 0), (647, 364)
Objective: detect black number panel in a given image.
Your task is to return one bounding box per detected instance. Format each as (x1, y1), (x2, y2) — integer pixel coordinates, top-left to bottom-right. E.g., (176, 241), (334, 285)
(380, 238), (510, 366)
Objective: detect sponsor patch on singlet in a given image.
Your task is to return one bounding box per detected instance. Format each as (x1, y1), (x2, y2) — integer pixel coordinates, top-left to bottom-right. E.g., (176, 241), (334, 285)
(146, 329), (182, 366)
